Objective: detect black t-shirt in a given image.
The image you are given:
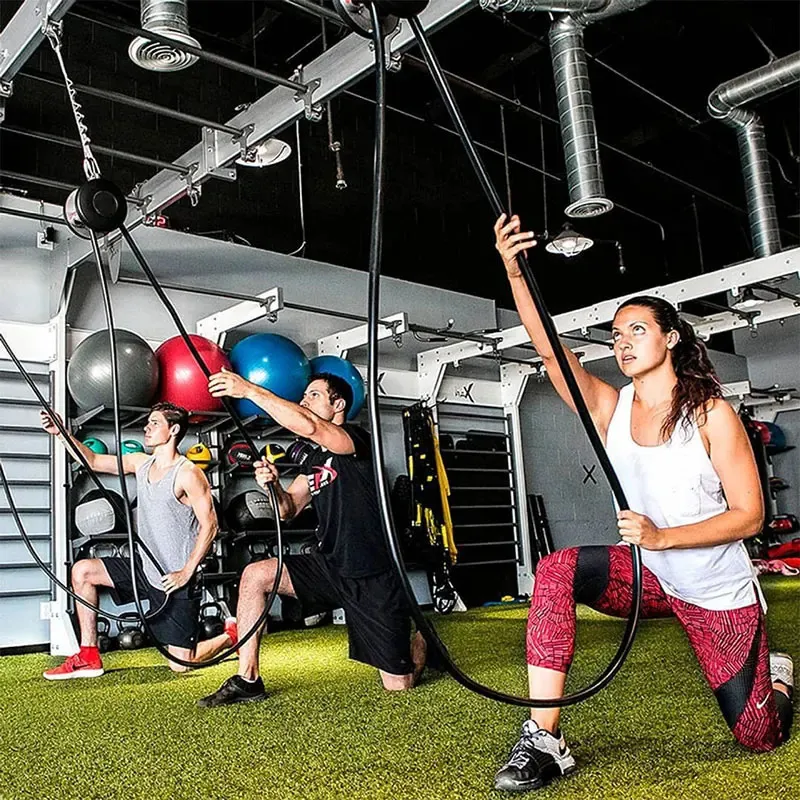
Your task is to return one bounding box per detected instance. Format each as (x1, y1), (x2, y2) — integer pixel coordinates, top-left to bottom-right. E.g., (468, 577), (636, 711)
(301, 424), (391, 578)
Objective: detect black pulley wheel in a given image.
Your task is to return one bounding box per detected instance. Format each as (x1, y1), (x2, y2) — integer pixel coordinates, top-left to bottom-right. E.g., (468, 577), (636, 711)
(332, 0), (399, 37)
(64, 178), (127, 237)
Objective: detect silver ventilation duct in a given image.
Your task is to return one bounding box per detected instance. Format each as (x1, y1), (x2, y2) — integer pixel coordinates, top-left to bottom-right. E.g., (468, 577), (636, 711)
(129, 0), (201, 72)
(479, 0), (648, 21)
(708, 52), (800, 257)
(549, 14), (611, 218)
(479, 0), (604, 11)
(480, 0), (651, 218)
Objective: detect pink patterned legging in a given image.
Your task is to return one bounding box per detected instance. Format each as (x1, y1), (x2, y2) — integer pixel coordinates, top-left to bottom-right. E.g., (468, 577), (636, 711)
(527, 546), (791, 752)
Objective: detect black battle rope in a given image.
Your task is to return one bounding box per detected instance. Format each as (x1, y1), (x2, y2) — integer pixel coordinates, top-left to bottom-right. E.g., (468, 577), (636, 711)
(0, 333), (169, 622)
(363, 2), (642, 707)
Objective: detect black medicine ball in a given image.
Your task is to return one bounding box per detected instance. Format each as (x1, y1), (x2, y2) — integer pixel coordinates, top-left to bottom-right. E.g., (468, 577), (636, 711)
(225, 491), (275, 532)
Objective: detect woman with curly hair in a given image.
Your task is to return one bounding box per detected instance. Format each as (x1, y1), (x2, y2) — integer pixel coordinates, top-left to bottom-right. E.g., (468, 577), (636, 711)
(491, 214), (793, 793)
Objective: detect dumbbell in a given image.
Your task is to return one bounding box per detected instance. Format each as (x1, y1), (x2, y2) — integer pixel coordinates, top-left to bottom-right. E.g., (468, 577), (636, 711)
(198, 554), (220, 573)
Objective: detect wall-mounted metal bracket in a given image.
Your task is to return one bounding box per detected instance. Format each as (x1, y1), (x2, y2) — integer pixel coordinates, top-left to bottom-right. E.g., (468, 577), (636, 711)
(317, 312), (408, 358)
(195, 287), (285, 347)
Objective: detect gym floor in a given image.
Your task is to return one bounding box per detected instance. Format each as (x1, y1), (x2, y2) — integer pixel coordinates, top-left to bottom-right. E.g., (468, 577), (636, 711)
(1, 576), (796, 800)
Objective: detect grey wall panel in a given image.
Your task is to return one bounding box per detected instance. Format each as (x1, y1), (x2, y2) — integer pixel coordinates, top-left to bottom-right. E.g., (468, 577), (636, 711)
(0, 429), (49, 455)
(0, 539), (50, 563)
(0, 405), (44, 426)
(0, 215), (65, 324)
(771, 409), (800, 517)
(0, 485), (49, 510)
(0, 369), (50, 402)
(0, 596), (50, 648)
(0, 565), (50, 593)
(0, 459), (49, 481)
(0, 511), (50, 536)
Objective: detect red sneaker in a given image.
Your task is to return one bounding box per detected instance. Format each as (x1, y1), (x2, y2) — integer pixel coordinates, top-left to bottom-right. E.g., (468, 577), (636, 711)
(43, 649), (104, 681)
(224, 617), (239, 651)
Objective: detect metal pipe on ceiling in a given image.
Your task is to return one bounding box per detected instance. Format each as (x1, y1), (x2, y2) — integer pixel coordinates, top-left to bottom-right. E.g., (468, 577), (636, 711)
(0, 170), (75, 193)
(548, 13), (612, 218)
(708, 51), (800, 257)
(281, 0), (343, 25)
(1, 126), (192, 174)
(20, 71), (244, 137)
(68, 10), (309, 93)
(480, 0), (652, 219)
(344, 89), (562, 180)
(0, 169), (147, 206)
(0, 206), (67, 225)
(401, 55), (758, 219)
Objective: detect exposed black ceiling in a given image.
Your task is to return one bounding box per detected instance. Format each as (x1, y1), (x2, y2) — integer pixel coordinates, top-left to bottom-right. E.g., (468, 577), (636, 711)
(1, 0), (798, 316)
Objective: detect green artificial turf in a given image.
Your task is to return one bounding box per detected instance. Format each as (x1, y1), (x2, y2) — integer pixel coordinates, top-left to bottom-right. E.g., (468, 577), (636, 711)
(0, 576), (797, 800)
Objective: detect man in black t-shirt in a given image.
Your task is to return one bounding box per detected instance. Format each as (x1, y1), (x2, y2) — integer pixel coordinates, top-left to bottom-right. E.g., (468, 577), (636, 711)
(198, 370), (427, 707)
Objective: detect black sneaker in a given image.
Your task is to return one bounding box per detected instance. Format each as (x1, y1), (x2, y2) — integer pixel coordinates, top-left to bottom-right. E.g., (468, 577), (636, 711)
(197, 675), (267, 708)
(494, 720), (576, 792)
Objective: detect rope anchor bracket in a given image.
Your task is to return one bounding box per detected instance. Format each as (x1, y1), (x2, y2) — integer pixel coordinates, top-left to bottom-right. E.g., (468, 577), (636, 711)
(292, 66), (323, 122)
(200, 126), (238, 182)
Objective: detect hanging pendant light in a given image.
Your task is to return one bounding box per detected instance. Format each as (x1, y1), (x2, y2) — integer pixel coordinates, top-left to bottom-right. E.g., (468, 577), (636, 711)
(545, 222), (594, 258)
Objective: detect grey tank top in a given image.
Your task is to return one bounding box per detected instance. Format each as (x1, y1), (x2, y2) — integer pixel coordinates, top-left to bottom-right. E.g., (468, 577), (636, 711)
(135, 455), (199, 589)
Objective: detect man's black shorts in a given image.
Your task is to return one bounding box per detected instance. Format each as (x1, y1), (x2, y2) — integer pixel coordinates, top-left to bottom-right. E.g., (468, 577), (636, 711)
(100, 556), (200, 650)
(283, 553), (413, 675)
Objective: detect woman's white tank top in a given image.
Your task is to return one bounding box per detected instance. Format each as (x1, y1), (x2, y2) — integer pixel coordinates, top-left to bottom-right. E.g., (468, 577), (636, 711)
(605, 383), (762, 611)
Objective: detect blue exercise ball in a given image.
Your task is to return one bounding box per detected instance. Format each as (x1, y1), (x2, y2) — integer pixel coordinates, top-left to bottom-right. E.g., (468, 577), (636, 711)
(309, 355), (366, 420)
(229, 333), (311, 419)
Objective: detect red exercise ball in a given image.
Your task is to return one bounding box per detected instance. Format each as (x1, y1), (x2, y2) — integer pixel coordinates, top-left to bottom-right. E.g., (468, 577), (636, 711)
(155, 335), (231, 419)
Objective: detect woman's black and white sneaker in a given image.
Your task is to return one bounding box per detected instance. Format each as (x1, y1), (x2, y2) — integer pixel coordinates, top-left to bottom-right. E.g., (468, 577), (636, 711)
(197, 675), (267, 708)
(770, 652), (794, 696)
(494, 720), (576, 792)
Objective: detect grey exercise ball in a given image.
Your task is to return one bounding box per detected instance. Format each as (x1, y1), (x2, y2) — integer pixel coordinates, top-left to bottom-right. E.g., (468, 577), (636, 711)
(67, 329), (159, 411)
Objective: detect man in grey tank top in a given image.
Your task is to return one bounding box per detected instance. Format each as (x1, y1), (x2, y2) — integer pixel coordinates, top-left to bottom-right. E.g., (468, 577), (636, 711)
(41, 403), (228, 680)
